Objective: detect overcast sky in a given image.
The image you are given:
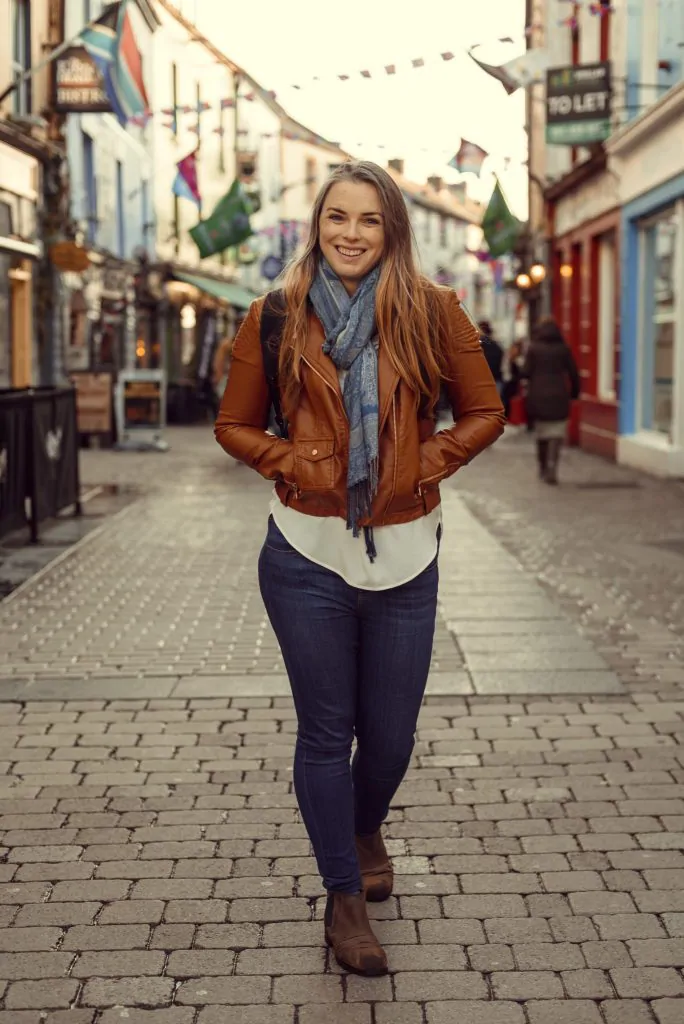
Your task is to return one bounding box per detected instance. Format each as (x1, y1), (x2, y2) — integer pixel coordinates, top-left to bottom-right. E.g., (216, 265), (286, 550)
(178, 0), (528, 216)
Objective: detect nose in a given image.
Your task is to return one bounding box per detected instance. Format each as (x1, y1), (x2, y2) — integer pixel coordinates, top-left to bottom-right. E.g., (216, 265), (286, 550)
(343, 219), (362, 241)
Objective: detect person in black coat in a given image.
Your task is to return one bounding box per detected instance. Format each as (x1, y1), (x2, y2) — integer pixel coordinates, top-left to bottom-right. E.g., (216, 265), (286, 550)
(478, 320), (504, 391)
(524, 318), (580, 485)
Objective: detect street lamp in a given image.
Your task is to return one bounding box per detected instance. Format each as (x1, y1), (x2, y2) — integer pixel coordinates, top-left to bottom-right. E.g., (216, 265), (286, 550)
(516, 272), (532, 290)
(559, 263), (573, 279)
(530, 263), (546, 284)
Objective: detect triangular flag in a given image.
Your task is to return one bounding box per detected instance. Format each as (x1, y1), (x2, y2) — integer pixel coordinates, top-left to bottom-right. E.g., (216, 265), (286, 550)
(469, 47), (552, 95)
(412, 58), (425, 69)
(482, 179), (521, 257)
(172, 148), (201, 208)
(448, 138), (488, 176)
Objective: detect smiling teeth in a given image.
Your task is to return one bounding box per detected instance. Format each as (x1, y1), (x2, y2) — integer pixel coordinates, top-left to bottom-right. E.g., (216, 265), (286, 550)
(338, 247), (363, 256)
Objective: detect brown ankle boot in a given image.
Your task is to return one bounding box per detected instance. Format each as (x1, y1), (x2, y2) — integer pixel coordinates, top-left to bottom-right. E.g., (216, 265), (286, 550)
(355, 830), (394, 902)
(324, 891), (388, 975)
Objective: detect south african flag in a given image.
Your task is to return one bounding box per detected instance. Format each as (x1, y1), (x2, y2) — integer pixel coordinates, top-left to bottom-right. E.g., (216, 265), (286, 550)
(80, 1), (150, 126)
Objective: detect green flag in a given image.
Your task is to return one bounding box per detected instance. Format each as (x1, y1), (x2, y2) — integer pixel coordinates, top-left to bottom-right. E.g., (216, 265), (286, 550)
(482, 179), (520, 258)
(190, 179), (254, 259)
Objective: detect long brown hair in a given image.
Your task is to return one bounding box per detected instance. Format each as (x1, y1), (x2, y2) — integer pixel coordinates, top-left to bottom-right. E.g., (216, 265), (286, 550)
(278, 161), (448, 413)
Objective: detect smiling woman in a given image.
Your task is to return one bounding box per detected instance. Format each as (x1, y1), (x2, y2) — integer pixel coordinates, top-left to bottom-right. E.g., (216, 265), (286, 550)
(319, 183), (386, 292)
(214, 159), (505, 978)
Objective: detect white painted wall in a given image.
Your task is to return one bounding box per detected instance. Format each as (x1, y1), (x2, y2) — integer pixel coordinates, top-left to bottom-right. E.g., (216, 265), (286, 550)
(65, 0), (155, 259)
(554, 169), (621, 237)
(607, 83), (684, 204)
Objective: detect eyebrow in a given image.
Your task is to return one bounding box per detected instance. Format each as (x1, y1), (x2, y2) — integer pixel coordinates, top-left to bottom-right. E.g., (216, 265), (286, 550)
(326, 206), (384, 217)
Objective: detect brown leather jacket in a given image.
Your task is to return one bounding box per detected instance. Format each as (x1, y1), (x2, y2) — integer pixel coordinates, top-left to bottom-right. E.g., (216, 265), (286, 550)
(215, 285), (505, 526)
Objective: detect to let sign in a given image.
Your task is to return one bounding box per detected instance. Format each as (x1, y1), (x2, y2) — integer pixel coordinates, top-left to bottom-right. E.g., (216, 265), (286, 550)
(546, 62), (612, 146)
(54, 46), (112, 113)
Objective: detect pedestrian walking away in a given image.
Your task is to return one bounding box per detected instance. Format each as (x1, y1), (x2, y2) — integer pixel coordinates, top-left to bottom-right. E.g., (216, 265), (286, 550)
(215, 160), (505, 976)
(478, 319), (504, 393)
(524, 317), (580, 484)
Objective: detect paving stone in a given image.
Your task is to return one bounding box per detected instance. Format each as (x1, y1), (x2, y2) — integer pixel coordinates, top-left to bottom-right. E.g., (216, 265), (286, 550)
(198, 1011), (295, 1024)
(299, 1009), (370, 1024)
(652, 999), (684, 1023)
(81, 977), (175, 1007)
(0, 953), (72, 979)
(5, 979), (79, 1009)
(63, 925), (150, 949)
(176, 977), (272, 1005)
(628, 939), (684, 967)
(271, 976), (343, 1003)
(601, 1002), (656, 1024)
(525, 1002), (603, 1023)
(99, 1013), (195, 1024)
(561, 968), (613, 998)
(492, 971), (564, 999)
(610, 967), (684, 997)
(394, 972), (488, 1000)
(0, 928), (62, 951)
(426, 1004), (525, 1024)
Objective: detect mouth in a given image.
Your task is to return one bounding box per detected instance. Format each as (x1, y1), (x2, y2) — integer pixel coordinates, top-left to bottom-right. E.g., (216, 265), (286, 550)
(335, 246), (366, 259)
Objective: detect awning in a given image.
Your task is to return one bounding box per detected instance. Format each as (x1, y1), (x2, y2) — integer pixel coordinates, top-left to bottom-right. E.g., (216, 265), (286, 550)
(173, 271), (259, 310)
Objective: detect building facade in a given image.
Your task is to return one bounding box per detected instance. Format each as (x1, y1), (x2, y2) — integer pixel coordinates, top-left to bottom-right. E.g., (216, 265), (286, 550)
(608, 81), (684, 476)
(0, 0), (56, 388)
(61, 0), (159, 383)
(528, 0), (684, 469)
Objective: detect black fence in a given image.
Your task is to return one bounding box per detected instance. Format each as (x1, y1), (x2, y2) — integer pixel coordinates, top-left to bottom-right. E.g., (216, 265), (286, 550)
(0, 387), (82, 543)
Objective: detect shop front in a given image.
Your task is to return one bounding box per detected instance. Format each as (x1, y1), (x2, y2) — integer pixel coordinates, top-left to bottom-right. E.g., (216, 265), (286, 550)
(548, 156), (622, 460)
(608, 83), (684, 477)
(0, 138), (43, 388)
(164, 270), (258, 424)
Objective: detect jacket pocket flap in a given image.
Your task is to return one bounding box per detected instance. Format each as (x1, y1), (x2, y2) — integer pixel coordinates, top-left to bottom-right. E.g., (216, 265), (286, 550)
(296, 439), (334, 462)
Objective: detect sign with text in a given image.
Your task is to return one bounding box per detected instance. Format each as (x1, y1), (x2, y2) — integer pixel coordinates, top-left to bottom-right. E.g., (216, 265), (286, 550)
(54, 46), (112, 114)
(546, 62), (612, 146)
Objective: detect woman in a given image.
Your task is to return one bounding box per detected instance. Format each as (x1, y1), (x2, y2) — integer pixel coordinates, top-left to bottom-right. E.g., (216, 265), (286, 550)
(215, 161), (505, 976)
(524, 318), (580, 484)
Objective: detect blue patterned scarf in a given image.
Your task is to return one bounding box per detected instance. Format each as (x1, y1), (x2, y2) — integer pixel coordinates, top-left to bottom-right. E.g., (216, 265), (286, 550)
(309, 258), (380, 550)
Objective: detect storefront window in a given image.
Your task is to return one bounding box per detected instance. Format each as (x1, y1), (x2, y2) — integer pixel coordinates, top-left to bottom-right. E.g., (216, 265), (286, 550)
(0, 254), (11, 387)
(640, 207), (678, 438)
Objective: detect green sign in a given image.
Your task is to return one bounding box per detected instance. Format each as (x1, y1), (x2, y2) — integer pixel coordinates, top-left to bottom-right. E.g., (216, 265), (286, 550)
(546, 62), (612, 146)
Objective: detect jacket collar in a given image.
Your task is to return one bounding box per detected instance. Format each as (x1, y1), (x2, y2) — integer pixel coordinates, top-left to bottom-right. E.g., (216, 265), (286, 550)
(305, 309), (400, 432)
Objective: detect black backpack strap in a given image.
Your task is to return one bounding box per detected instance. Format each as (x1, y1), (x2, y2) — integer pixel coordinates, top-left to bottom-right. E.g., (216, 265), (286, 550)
(260, 289), (288, 439)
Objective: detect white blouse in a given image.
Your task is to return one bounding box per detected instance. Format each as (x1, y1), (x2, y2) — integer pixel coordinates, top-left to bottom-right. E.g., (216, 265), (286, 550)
(270, 495), (442, 591)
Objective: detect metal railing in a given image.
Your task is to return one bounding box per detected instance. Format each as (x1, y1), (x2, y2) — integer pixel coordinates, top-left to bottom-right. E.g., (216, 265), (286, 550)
(0, 386), (82, 543)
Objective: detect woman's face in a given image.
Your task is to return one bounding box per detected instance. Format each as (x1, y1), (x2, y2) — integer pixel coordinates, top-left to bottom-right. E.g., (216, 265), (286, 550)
(318, 181), (385, 295)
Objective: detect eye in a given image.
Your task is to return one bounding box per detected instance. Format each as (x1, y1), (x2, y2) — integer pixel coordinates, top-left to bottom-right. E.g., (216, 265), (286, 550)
(365, 218), (380, 226)
(329, 213), (344, 221)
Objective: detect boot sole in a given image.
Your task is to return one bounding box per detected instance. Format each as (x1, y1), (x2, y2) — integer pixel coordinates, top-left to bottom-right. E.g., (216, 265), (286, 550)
(325, 935), (389, 976)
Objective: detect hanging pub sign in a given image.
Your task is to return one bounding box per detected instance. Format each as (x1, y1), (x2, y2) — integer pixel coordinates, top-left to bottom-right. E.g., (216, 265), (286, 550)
(546, 61), (612, 146)
(53, 46), (112, 114)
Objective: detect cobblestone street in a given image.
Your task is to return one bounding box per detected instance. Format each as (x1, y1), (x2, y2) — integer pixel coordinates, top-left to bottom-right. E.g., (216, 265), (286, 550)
(0, 426), (683, 1023)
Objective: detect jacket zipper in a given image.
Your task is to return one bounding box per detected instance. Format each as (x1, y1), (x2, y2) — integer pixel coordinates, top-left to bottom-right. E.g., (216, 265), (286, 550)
(417, 472), (443, 495)
(302, 355), (346, 419)
(383, 393), (399, 517)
